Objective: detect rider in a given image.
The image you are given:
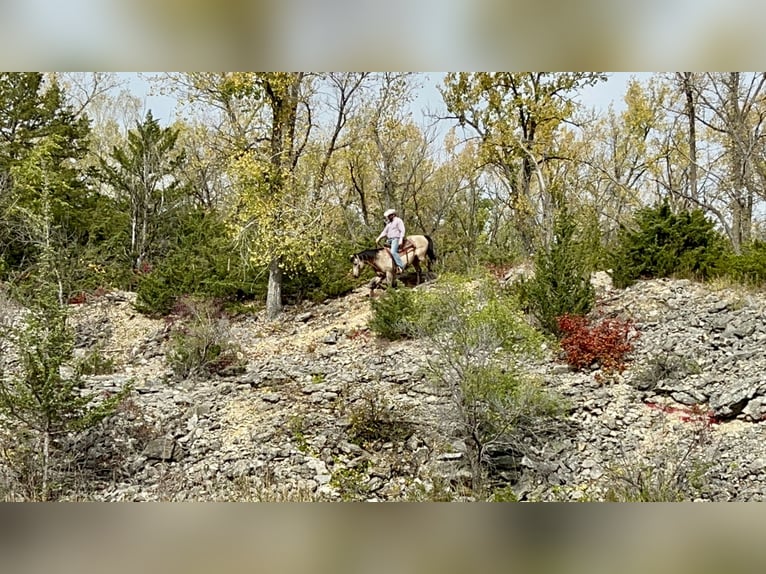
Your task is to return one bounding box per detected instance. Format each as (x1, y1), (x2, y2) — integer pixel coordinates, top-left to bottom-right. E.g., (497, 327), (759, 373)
(376, 208), (405, 273)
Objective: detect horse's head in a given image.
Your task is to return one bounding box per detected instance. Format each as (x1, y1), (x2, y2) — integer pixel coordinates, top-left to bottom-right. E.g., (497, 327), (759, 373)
(351, 249), (380, 278)
(350, 253), (363, 277)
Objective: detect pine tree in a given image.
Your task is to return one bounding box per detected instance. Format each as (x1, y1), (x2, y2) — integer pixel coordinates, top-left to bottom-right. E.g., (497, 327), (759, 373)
(98, 110), (188, 271)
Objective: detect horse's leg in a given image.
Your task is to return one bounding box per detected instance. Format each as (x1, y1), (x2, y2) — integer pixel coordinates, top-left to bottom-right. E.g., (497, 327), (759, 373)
(369, 274), (383, 296)
(413, 259), (422, 285)
(416, 245), (429, 279)
(387, 269), (396, 288)
(424, 245), (432, 272)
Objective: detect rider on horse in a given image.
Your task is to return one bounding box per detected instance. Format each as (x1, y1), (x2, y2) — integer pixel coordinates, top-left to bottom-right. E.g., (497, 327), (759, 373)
(376, 208), (405, 273)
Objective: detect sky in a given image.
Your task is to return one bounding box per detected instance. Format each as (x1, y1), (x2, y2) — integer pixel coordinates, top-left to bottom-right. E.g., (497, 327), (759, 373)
(578, 73), (653, 112)
(125, 72), (650, 127)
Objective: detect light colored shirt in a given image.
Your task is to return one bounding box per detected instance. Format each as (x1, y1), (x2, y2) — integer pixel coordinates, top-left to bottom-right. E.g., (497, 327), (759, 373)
(377, 216), (405, 241)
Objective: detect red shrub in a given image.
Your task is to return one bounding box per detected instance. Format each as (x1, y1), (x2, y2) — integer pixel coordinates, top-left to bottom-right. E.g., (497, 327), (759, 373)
(557, 314), (638, 373)
(67, 292), (88, 305)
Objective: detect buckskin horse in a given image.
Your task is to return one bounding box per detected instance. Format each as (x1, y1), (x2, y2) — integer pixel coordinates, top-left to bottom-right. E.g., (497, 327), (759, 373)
(350, 235), (437, 294)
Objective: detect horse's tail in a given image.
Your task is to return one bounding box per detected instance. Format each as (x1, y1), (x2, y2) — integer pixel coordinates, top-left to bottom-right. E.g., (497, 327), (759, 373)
(425, 235), (437, 264)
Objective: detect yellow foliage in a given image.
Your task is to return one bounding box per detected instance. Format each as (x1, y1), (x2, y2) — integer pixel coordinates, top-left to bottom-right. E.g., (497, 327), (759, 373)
(228, 151), (333, 274)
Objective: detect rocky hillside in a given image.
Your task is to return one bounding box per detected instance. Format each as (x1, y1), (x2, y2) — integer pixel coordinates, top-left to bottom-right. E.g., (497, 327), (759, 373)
(4, 274), (766, 501)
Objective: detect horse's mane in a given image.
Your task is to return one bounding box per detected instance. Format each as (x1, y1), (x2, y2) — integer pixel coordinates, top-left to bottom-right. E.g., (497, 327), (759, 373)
(354, 248), (381, 261)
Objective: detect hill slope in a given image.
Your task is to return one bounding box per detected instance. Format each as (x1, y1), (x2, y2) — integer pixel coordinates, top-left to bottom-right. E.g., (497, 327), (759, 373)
(3, 276), (766, 501)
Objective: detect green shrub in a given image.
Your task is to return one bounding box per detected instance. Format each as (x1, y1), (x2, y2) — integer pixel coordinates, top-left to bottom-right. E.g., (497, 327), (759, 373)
(281, 243), (359, 304)
(135, 212), (258, 316)
(407, 275), (562, 496)
(135, 214), (362, 316)
(462, 364), (565, 434)
(610, 202), (726, 289)
(0, 282), (128, 500)
(330, 459), (372, 501)
(76, 348), (117, 376)
(719, 240), (766, 287)
(368, 287), (417, 341)
(516, 209), (596, 336)
(347, 387), (413, 447)
(489, 485), (520, 502)
(288, 415), (311, 454)
(416, 275), (545, 356)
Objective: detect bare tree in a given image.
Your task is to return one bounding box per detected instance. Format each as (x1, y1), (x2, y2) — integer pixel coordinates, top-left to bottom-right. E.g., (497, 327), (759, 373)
(694, 72), (766, 251)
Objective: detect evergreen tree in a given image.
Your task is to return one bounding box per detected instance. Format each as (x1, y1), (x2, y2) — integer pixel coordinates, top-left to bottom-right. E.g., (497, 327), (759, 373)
(0, 73), (93, 277)
(518, 207), (596, 336)
(611, 202), (726, 288)
(0, 138), (127, 500)
(98, 110), (188, 271)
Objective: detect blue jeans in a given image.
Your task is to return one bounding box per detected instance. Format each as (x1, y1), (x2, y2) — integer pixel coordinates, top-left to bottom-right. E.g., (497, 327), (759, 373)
(389, 238), (404, 269)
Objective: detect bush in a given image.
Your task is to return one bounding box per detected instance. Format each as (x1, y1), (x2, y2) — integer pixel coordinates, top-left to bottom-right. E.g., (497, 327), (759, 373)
(428, 280), (544, 357)
(516, 208), (596, 336)
(368, 287), (417, 341)
(280, 244), (359, 304)
(719, 240), (766, 287)
(166, 297), (245, 380)
(0, 283), (128, 500)
(557, 314), (638, 374)
(600, 420), (714, 501)
(135, 214), (361, 316)
(76, 347), (116, 376)
(330, 460), (372, 502)
(406, 275), (563, 496)
(630, 352), (701, 391)
(610, 202), (726, 289)
(347, 387), (414, 447)
(135, 211), (258, 316)
(461, 364), (564, 436)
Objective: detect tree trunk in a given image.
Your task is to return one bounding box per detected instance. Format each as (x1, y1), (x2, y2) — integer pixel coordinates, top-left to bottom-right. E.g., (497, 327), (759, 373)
(349, 162), (369, 225)
(680, 72), (698, 206)
(731, 196), (752, 254)
(726, 73), (752, 252)
(262, 72), (302, 319)
(42, 430), (50, 501)
(516, 156), (537, 255)
(266, 256), (283, 320)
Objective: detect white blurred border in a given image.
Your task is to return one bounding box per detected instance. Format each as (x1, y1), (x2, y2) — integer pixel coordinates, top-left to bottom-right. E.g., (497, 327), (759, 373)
(0, 0), (763, 69)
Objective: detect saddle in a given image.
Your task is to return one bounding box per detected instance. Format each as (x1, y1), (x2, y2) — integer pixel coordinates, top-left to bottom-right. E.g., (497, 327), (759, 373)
(384, 238), (414, 254)
(384, 238), (414, 271)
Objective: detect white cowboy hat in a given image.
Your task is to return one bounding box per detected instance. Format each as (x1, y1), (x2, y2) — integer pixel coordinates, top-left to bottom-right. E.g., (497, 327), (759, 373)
(384, 208), (396, 217)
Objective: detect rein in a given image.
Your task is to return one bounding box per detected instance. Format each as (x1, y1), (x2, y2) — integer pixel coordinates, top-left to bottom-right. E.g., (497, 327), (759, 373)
(364, 251), (384, 274)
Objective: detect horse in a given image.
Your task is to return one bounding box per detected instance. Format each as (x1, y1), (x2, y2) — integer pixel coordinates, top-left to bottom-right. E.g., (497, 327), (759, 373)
(350, 235), (437, 293)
